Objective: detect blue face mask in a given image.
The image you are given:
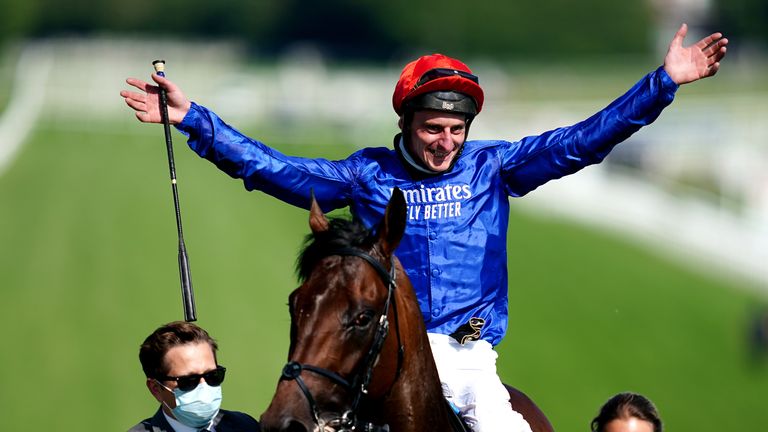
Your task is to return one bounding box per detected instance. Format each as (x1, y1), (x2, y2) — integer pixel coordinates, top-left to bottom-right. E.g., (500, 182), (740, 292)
(158, 380), (222, 428)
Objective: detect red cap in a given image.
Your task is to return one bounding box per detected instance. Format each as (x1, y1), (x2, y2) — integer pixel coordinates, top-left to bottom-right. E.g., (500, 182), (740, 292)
(392, 53), (484, 116)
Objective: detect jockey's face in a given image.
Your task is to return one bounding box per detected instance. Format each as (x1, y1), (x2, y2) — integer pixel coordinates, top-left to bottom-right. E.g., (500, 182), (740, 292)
(603, 417), (655, 432)
(405, 110), (466, 172)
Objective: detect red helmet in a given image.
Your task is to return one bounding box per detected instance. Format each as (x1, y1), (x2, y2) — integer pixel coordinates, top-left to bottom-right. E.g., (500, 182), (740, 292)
(392, 53), (484, 117)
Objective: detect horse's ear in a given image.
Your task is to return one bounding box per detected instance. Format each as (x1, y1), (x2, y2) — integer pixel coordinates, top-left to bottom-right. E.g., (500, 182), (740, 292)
(378, 188), (407, 257)
(309, 190), (330, 234)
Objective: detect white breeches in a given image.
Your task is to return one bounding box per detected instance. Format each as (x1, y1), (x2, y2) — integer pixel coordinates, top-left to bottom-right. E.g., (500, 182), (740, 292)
(428, 333), (533, 432)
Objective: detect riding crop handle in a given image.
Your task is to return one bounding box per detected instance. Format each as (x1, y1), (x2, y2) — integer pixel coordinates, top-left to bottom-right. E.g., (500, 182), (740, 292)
(153, 60), (197, 322)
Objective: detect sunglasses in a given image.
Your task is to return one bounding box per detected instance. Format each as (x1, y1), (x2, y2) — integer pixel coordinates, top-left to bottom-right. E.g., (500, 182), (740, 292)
(415, 68), (479, 89)
(159, 365), (227, 391)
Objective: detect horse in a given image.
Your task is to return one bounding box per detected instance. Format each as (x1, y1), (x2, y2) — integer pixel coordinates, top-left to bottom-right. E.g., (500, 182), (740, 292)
(260, 188), (554, 432)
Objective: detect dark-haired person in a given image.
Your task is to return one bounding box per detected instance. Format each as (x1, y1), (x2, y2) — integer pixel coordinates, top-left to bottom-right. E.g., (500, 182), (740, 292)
(591, 392), (662, 432)
(129, 321), (259, 432)
(122, 24), (726, 431)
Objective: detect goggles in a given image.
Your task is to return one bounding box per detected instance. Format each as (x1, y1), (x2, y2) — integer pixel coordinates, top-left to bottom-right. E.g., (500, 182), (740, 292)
(415, 68), (479, 89)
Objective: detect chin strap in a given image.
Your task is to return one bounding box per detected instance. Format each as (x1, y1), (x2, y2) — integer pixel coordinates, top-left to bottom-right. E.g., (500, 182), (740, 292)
(396, 136), (439, 175)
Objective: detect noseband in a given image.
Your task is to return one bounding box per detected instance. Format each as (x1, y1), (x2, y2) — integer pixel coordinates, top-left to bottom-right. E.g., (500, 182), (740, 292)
(280, 247), (404, 432)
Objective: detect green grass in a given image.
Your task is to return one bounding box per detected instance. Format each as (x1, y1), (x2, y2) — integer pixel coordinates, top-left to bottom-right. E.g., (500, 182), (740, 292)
(0, 122), (766, 430)
(0, 45), (20, 111)
(499, 213), (768, 430)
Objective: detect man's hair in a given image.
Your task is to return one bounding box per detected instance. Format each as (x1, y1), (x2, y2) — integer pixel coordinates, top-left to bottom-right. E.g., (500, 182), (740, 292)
(591, 392), (663, 432)
(139, 321), (219, 379)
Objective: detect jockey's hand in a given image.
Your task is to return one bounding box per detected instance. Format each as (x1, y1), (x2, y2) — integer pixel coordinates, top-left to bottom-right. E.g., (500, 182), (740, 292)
(120, 74), (191, 124)
(663, 23), (728, 85)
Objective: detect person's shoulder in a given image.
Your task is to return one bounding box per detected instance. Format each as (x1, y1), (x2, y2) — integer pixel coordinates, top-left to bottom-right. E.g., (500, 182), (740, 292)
(462, 139), (511, 154)
(219, 409), (261, 431)
(126, 418), (153, 432)
(353, 146), (396, 158)
(126, 408), (167, 432)
(345, 146), (398, 168)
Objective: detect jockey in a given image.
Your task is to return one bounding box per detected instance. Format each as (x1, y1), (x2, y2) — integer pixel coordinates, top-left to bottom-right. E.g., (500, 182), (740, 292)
(121, 24), (727, 432)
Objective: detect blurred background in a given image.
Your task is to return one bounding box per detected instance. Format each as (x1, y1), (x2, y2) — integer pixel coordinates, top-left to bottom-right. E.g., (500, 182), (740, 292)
(1, 0), (767, 430)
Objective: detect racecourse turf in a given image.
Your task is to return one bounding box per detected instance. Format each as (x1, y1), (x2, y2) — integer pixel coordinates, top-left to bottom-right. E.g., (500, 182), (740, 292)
(1, 122), (767, 431)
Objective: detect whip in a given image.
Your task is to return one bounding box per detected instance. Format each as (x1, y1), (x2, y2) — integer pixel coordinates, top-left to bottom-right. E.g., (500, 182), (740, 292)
(153, 59), (197, 322)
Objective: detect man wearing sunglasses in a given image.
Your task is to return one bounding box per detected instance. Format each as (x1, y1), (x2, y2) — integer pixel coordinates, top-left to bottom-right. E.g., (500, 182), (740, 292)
(129, 321), (260, 432)
(123, 23), (727, 431)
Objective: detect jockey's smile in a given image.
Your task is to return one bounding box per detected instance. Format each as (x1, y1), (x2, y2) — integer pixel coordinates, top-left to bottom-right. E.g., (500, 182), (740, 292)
(406, 111), (467, 172)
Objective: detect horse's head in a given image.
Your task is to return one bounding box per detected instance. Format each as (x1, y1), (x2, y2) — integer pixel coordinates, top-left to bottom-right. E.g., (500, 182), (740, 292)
(261, 189), (407, 432)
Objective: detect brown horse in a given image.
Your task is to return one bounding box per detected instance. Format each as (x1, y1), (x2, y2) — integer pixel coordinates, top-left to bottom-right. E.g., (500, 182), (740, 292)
(260, 189), (554, 432)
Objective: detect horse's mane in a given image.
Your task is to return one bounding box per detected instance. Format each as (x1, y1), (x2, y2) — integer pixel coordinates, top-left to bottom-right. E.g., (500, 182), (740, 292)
(296, 216), (377, 282)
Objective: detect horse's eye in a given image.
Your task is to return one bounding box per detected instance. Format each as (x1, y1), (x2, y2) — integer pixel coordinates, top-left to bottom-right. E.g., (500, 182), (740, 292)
(352, 310), (374, 328)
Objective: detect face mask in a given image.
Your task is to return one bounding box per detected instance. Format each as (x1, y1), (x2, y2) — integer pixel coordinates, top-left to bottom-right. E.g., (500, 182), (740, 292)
(158, 380), (222, 428)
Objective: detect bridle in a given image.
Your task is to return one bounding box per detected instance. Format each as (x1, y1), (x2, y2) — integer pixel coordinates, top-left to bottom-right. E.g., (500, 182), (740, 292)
(280, 247), (405, 432)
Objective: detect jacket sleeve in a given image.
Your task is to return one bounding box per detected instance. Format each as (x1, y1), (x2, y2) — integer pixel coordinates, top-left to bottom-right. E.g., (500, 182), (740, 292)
(499, 66), (678, 197)
(175, 103), (356, 211)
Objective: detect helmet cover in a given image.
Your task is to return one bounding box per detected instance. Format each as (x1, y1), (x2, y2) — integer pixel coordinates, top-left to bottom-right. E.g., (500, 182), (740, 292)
(392, 53), (484, 116)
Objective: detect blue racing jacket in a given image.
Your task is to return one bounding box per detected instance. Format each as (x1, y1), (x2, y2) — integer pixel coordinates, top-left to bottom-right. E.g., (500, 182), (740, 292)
(177, 66), (678, 346)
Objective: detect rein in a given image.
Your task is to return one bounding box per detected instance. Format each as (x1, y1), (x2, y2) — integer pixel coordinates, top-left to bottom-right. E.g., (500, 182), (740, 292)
(280, 247), (404, 432)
